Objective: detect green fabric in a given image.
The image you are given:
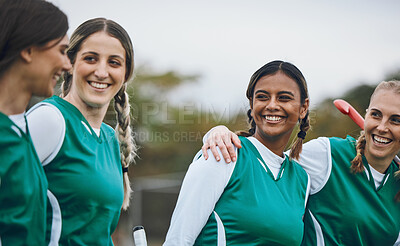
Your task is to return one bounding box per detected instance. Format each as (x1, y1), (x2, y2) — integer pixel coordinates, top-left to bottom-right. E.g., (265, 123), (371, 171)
(0, 112), (47, 246)
(43, 96), (124, 246)
(195, 136), (309, 245)
(302, 135), (400, 246)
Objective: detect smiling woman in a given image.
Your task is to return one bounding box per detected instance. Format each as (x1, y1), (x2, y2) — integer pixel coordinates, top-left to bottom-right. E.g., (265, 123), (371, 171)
(25, 18), (137, 245)
(0, 0), (69, 245)
(201, 80), (400, 245)
(164, 61), (311, 245)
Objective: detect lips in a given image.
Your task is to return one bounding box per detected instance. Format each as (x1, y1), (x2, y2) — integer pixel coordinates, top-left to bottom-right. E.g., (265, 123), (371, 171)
(89, 81), (109, 89)
(372, 134), (392, 145)
(264, 115), (286, 124)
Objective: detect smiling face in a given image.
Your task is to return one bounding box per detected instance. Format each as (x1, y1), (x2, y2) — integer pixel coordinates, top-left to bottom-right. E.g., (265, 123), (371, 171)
(27, 35), (71, 97)
(364, 89), (400, 165)
(66, 31), (126, 110)
(250, 71), (308, 152)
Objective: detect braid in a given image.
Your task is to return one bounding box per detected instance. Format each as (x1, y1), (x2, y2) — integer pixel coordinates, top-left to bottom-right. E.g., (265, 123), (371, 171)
(114, 83), (138, 210)
(289, 111), (311, 160)
(60, 71), (72, 98)
(237, 109), (256, 137)
(350, 131), (366, 173)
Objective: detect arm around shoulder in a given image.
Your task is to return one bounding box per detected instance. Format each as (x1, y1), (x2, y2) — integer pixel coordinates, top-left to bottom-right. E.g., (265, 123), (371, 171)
(293, 137), (332, 194)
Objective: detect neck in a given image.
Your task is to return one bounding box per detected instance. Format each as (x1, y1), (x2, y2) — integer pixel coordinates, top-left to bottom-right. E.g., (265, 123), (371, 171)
(63, 94), (108, 129)
(253, 133), (290, 158)
(364, 150), (394, 174)
(0, 70), (32, 115)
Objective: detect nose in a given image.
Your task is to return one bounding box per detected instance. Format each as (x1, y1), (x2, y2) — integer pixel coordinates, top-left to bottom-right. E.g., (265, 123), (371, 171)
(376, 119), (389, 133)
(62, 55), (72, 71)
(266, 97), (279, 111)
(94, 61), (109, 79)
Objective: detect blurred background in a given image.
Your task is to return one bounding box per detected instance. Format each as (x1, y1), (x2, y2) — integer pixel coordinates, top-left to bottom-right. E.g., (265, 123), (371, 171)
(41, 0), (400, 245)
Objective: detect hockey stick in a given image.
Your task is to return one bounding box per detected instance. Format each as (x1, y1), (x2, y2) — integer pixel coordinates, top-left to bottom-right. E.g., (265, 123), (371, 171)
(133, 226), (147, 246)
(333, 99), (400, 165)
(333, 99), (365, 129)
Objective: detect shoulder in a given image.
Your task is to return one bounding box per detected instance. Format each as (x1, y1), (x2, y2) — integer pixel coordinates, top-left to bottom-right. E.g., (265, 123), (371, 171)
(329, 135), (357, 155)
(27, 102), (65, 131)
(101, 122), (116, 134)
(0, 126), (23, 147)
(189, 146), (237, 183)
(0, 115), (24, 145)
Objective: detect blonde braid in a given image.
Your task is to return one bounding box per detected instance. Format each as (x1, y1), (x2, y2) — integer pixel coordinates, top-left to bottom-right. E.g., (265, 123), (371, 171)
(114, 83), (137, 210)
(350, 131), (366, 173)
(289, 111), (311, 160)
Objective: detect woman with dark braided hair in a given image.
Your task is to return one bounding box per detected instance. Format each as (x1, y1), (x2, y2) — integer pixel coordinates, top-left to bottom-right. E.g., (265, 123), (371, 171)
(26, 18), (137, 245)
(164, 60), (311, 245)
(201, 80), (400, 245)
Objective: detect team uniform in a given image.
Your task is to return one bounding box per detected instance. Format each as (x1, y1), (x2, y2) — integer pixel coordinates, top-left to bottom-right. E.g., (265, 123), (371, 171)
(27, 95), (124, 246)
(297, 136), (400, 246)
(164, 136), (310, 245)
(0, 112), (48, 246)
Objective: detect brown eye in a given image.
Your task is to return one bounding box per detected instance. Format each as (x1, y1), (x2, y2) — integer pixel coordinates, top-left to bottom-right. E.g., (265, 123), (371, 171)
(255, 94), (268, 100)
(84, 56), (96, 63)
(109, 59), (122, 66)
(391, 117), (400, 124)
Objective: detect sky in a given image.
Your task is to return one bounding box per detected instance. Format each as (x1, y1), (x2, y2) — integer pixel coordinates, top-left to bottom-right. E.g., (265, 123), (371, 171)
(49, 0), (400, 113)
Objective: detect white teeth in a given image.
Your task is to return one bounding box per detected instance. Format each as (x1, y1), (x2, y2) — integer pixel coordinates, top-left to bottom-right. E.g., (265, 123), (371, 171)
(373, 135), (391, 144)
(90, 82), (108, 89)
(53, 75), (60, 81)
(265, 116), (282, 121)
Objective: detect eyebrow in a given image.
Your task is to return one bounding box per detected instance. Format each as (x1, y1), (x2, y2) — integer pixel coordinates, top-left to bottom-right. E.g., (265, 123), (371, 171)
(255, 90), (295, 97)
(81, 51), (125, 61)
(370, 108), (400, 117)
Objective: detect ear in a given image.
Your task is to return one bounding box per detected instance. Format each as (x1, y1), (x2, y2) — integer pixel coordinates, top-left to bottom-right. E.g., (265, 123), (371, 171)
(299, 98), (309, 120)
(20, 47), (34, 63)
(249, 97), (254, 117)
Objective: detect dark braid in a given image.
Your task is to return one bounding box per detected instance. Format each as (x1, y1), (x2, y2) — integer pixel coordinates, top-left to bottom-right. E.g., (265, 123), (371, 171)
(237, 109), (256, 137)
(289, 111), (311, 160)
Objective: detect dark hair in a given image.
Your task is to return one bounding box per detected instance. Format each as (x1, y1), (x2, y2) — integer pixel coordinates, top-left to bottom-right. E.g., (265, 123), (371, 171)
(238, 60), (310, 159)
(0, 0), (68, 77)
(60, 18), (137, 210)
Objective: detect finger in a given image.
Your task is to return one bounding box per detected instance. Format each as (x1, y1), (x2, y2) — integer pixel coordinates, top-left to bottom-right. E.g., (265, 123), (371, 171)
(201, 144), (209, 160)
(216, 139), (231, 163)
(232, 134), (242, 149)
(210, 144), (221, 162)
(223, 136), (236, 162)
